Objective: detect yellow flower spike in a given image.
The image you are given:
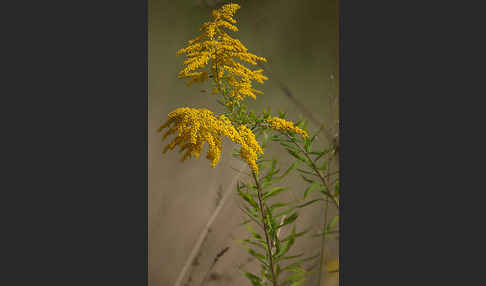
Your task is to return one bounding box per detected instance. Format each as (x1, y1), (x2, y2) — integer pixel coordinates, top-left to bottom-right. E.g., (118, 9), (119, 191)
(267, 117), (309, 139)
(158, 107), (264, 173)
(176, 3), (268, 104)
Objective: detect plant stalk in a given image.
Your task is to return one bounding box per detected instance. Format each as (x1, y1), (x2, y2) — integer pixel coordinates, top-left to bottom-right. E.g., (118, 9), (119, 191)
(252, 171), (279, 286)
(317, 197), (330, 286)
(285, 133), (339, 208)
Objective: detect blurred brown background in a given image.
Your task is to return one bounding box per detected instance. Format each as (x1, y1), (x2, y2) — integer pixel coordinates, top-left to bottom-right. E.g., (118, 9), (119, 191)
(149, 0), (339, 285)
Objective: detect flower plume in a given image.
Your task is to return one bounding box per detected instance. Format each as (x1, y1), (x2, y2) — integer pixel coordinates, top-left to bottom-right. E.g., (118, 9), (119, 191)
(176, 3), (268, 103)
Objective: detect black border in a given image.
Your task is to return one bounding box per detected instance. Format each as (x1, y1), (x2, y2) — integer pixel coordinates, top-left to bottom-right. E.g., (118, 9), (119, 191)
(4, 0), (474, 284)
(4, 0), (148, 284)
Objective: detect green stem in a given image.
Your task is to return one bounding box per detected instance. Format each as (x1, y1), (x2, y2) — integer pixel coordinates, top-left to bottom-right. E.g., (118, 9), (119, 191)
(252, 171), (279, 286)
(285, 133), (339, 208)
(317, 197), (330, 286)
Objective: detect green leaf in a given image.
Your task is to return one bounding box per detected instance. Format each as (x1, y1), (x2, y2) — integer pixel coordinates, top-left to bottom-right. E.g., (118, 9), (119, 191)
(280, 262), (303, 273)
(276, 161), (301, 180)
(319, 160), (329, 171)
(296, 198), (324, 208)
(286, 149), (308, 163)
(238, 185), (259, 210)
(276, 264), (282, 277)
(281, 270), (307, 285)
(275, 206), (297, 218)
(238, 239), (266, 251)
(241, 270), (263, 286)
(304, 137), (311, 153)
(297, 168), (319, 178)
(300, 174), (314, 183)
(281, 228), (310, 242)
(275, 253), (304, 262)
(263, 187), (286, 200)
(277, 212), (298, 229)
(271, 202), (292, 212)
(244, 223), (263, 240)
(280, 142), (298, 151)
(239, 208), (262, 228)
(289, 279), (306, 286)
(319, 185), (332, 198)
(327, 216), (339, 232)
(275, 232), (295, 258)
(242, 244), (266, 262)
(303, 182), (319, 199)
(314, 149), (331, 161)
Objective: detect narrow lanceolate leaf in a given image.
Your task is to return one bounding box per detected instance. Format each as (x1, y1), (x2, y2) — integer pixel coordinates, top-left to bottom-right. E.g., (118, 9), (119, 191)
(314, 149), (331, 161)
(277, 212), (298, 229)
(286, 148), (308, 163)
(301, 252), (321, 262)
(327, 216), (339, 232)
(297, 168), (319, 178)
(281, 228), (310, 242)
(263, 167), (280, 182)
(261, 179), (275, 190)
(280, 262), (303, 273)
(276, 264), (282, 277)
(239, 208), (263, 229)
(275, 253), (304, 262)
(303, 182), (319, 199)
(280, 142), (298, 151)
(275, 233), (295, 258)
(296, 198), (324, 208)
(242, 244), (267, 264)
(238, 239), (266, 251)
(274, 233), (281, 255)
(281, 269), (307, 285)
(319, 159), (329, 171)
(276, 161), (301, 180)
(275, 206), (296, 218)
(241, 270), (263, 286)
(242, 205), (259, 219)
(238, 186), (259, 210)
(271, 202), (292, 212)
(289, 279), (306, 286)
(300, 174), (314, 184)
(304, 137), (311, 153)
(262, 187), (286, 200)
(244, 223), (263, 240)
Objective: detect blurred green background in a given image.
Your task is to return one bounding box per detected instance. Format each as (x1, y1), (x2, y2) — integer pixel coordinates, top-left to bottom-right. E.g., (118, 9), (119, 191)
(149, 0), (338, 285)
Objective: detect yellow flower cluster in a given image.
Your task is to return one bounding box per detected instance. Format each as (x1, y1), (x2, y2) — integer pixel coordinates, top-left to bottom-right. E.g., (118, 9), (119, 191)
(267, 117), (309, 139)
(158, 107), (263, 174)
(176, 3), (268, 103)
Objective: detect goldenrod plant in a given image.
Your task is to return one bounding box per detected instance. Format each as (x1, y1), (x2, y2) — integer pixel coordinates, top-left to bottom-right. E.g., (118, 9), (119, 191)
(158, 4), (339, 286)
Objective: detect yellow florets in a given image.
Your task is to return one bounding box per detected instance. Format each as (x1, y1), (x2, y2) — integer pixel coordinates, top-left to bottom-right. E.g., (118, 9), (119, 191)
(237, 125), (264, 174)
(267, 117), (309, 139)
(158, 107), (263, 174)
(176, 3), (268, 104)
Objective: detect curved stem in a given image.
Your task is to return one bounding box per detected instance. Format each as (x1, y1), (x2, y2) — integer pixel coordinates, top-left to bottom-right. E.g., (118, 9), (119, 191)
(285, 133), (339, 208)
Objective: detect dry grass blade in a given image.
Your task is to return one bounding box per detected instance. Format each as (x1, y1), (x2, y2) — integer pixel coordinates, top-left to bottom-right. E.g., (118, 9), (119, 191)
(173, 163), (246, 286)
